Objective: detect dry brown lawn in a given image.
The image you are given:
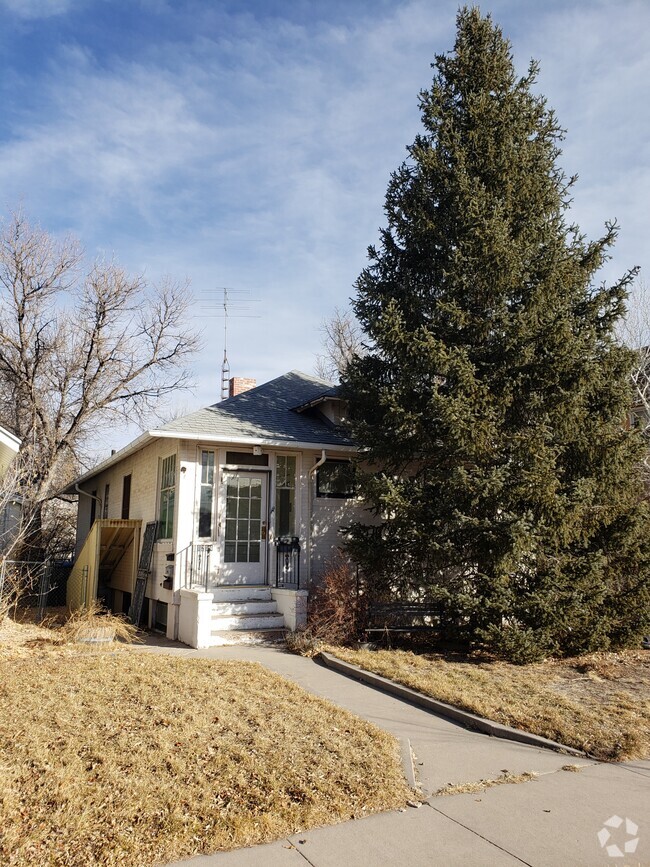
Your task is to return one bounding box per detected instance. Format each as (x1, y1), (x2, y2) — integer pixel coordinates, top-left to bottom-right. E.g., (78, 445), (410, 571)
(0, 627), (411, 867)
(325, 646), (650, 761)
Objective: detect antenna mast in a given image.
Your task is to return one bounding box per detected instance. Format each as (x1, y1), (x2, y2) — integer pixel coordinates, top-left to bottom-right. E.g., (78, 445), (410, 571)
(199, 288), (260, 400)
(221, 288), (231, 401)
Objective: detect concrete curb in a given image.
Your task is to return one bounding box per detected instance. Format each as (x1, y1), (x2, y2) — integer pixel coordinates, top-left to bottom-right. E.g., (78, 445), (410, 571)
(319, 651), (586, 758)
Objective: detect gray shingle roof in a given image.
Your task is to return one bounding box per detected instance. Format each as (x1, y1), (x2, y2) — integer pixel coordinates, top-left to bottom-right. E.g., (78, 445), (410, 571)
(157, 370), (354, 447)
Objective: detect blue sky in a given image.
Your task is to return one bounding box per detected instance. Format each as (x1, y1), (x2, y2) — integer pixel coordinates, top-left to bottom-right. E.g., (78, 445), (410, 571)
(0, 0), (648, 450)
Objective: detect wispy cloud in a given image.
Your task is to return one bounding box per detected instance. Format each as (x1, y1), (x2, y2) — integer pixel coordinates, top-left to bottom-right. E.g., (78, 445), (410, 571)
(0, 0), (647, 431)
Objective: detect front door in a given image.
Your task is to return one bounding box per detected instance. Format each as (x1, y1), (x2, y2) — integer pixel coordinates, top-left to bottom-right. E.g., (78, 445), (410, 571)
(220, 471), (268, 584)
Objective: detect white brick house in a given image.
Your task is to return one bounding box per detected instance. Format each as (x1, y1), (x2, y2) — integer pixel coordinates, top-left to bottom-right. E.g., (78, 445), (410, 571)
(63, 371), (367, 647)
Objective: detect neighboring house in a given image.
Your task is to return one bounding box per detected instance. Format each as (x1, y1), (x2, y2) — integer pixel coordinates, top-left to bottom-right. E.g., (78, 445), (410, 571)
(0, 424), (21, 554)
(62, 371), (368, 647)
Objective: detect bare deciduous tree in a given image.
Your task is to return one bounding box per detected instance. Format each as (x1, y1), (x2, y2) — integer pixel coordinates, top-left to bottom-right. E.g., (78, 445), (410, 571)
(0, 457), (29, 558)
(618, 279), (650, 487)
(0, 210), (200, 556)
(314, 307), (366, 382)
(619, 281), (650, 422)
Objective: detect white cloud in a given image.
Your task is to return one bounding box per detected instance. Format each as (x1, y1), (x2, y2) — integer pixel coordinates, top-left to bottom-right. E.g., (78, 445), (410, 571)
(0, 0), (648, 433)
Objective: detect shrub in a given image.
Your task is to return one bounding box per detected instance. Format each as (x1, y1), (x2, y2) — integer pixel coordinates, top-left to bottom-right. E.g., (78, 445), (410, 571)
(287, 553), (362, 654)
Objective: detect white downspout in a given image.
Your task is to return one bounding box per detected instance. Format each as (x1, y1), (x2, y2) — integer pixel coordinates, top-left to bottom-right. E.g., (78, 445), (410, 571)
(310, 449), (327, 476)
(74, 482), (103, 540)
(75, 484), (103, 526)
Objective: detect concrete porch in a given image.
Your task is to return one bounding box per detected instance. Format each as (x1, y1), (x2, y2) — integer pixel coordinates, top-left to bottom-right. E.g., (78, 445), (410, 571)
(177, 583), (308, 648)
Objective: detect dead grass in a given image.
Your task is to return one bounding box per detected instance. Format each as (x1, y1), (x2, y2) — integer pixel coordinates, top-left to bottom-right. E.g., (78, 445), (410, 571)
(0, 616), (65, 656)
(325, 646), (650, 761)
(0, 603), (139, 657)
(435, 771), (537, 797)
(0, 631), (411, 867)
(61, 600), (140, 644)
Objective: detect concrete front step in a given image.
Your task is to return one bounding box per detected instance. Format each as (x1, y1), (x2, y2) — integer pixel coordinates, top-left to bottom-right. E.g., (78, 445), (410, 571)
(212, 600), (279, 616)
(208, 628), (287, 647)
(211, 612), (286, 631)
(210, 585), (272, 603)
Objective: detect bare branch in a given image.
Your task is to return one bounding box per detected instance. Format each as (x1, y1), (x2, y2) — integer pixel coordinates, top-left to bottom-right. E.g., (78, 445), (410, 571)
(314, 307), (366, 382)
(0, 209), (200, 556)
(618, 278), (650, 482)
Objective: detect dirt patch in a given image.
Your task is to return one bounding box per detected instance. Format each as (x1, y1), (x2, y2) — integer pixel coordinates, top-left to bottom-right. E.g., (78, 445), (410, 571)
(435, 771), (538, 797)
(547, 651), (650, 705)
(0, 617), (65, 656)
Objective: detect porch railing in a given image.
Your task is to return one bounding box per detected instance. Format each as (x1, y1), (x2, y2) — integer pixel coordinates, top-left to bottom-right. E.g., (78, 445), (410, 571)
(274, 537), (300, 589)
(177, 543), (212, 592)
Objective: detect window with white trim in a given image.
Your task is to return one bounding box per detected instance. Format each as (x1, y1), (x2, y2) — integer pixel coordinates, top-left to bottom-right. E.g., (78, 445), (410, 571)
(275, 455), (296, 536)
(198, 450), (215, 538)
(158, 454), (176, 539)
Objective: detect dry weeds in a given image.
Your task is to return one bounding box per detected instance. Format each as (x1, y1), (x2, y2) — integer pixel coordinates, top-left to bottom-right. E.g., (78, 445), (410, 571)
(0, 636), (410, 867)
(326, 646), (650, 761)
(435, 771), (537, 796)
(61, 600), (140, 644)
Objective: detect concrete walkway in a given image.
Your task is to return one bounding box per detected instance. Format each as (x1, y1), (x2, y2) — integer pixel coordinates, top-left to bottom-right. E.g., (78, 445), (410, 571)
(139, 640), (650, 867)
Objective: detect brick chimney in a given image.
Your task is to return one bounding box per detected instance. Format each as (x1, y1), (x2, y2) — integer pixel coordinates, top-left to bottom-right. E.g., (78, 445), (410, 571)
(229, 377), (256, 397)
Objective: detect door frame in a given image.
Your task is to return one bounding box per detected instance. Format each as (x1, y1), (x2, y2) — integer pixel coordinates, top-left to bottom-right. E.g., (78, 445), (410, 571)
(217, 468), (270, 585)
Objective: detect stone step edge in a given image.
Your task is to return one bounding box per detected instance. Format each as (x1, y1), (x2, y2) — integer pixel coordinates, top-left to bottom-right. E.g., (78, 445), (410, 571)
(210, 628), (287, 636)
(318, 651), (586, 758)
(210, 618), (286, 631)
(209, 628), (287, 642)
(211, 600), (277, 607)
(211, 612), (283, 621)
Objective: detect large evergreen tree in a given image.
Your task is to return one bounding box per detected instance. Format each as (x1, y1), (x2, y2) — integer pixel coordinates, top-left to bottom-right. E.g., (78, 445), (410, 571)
(342, 7), (650, 661)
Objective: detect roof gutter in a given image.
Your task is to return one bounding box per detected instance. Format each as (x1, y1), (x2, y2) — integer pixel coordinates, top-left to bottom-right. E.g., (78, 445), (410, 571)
(150, 430), (356, 452)
(61, 430), (355, 496)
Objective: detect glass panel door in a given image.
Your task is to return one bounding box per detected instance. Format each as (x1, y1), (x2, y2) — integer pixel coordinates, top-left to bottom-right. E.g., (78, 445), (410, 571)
(220, 472), (267, 584)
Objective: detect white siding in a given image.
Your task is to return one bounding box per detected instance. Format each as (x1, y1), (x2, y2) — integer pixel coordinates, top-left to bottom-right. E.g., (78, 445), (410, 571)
(74, 438), (182, 633)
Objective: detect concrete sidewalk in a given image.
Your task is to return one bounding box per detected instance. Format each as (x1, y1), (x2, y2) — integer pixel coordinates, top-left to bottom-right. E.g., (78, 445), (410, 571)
(140, 641), (650, 867)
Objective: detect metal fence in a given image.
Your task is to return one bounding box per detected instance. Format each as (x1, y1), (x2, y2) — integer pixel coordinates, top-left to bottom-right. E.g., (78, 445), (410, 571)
(0, 558), (72, 622)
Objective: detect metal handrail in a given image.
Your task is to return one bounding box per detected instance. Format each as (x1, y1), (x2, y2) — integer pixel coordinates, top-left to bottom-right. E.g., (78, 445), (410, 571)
(275, 537), (300, 589)
(177, 542), (212, 592)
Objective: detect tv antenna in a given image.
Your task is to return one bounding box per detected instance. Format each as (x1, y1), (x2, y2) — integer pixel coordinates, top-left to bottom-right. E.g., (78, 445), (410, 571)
(199, 288), (260, 400)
